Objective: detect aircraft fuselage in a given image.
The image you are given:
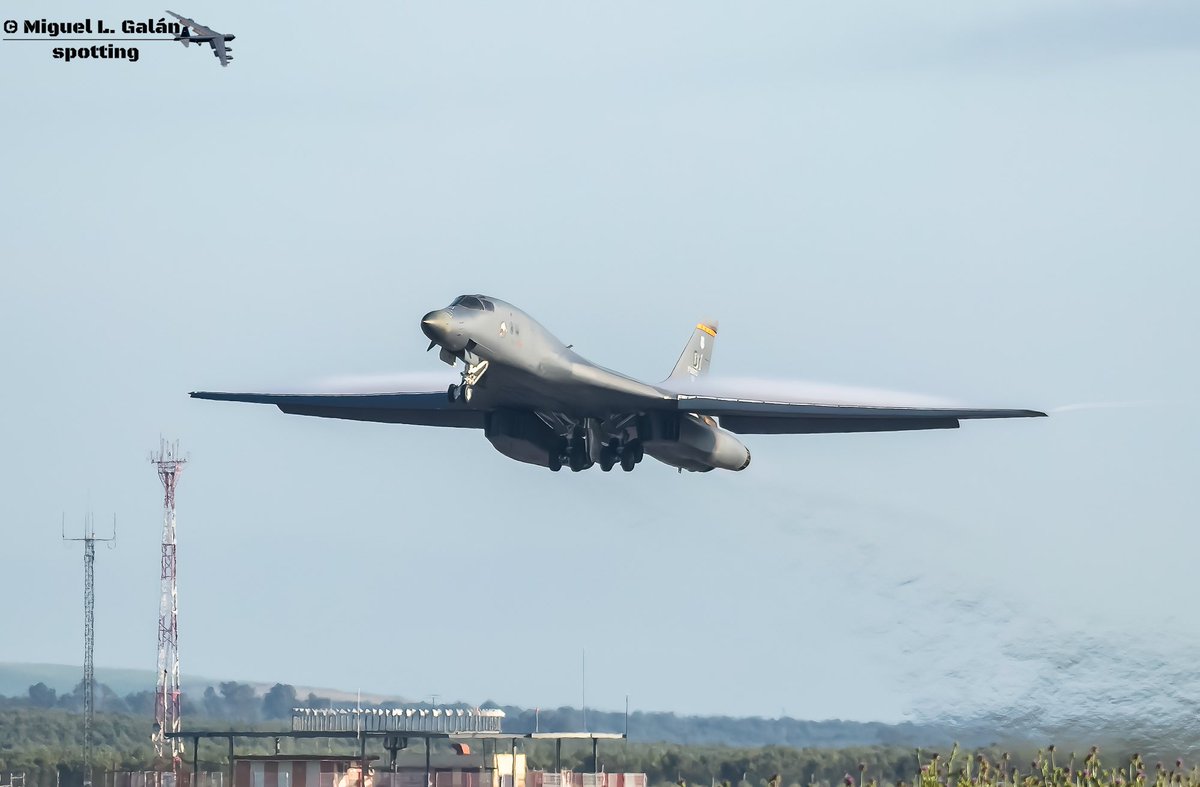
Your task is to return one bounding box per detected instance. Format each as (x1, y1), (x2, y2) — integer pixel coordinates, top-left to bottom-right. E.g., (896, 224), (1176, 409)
(421, 296), (668, 418)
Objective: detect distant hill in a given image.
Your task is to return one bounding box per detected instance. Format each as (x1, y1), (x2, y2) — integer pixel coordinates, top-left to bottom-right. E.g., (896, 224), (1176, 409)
(0, 663), (163, 697)
(0, 662), (404, 705)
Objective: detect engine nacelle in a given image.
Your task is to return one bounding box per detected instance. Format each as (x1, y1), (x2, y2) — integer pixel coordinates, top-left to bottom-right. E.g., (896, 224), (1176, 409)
(643, 414), (751, 473)
(484, 410), (559, 468)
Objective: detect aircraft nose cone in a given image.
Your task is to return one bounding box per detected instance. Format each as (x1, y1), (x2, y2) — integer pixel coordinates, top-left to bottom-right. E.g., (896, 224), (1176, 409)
(420, 309), (444, 340)
(421, 310), (448, 342)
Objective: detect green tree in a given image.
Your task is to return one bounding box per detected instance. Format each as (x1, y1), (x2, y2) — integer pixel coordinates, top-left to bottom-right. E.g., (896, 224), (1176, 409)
(203, 686), (225, 718)
(219, 682), (260, 721)
(28, 682), (56, 709)
(262, 684), (297, 720)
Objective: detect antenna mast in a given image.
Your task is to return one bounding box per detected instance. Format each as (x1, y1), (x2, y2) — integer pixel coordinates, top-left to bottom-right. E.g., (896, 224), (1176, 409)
(63, 514), (116, 787)
(151, 439), (187, 766)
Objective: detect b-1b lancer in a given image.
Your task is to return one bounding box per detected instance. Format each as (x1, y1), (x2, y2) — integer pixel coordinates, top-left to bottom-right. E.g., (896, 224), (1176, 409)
(167, 10), (234, 67)
(191, 295), (1045, 473)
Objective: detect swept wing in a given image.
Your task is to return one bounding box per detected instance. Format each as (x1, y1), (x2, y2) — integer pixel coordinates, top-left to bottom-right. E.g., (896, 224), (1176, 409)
(166, 10), (217, 37)
(210, 36), (230, 66)
(674, 395), (1044, 434)
(191, 390), (483, 428)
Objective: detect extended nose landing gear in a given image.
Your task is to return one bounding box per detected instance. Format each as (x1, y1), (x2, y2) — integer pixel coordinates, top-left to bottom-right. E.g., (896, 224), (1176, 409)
(447, 359), (490, 403)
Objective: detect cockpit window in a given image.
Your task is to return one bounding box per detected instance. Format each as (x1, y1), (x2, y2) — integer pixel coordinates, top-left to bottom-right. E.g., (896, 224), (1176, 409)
(451, 295), (485, 310)
(481, 299), (495, 311)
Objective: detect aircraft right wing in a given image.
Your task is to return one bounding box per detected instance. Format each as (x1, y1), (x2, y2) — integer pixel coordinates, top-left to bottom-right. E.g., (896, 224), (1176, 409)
(676, 396), (1045, 434)
(167, 10), (217, 36)
(190, 390), (485, 428)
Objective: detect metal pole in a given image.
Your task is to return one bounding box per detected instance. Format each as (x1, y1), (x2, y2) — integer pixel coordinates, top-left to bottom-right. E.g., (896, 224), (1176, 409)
(192, 738), (199, 787)
(63, 514), (114, 787)
(227, 737), (234, 787)
(510, 739), (517, 787)
(359, 733), (367, 787)
(554, 741), (561, 773)
(591, 739), (598, 775)
(425, 737), (431, 787)
(152, 442), (186, 763)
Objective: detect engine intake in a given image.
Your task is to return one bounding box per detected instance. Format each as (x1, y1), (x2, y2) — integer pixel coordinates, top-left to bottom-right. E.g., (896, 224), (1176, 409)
(484, 410), (559, 468)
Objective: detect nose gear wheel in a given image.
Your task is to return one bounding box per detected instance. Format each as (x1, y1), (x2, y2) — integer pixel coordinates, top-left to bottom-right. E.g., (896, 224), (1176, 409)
(449, 359), (489, 403)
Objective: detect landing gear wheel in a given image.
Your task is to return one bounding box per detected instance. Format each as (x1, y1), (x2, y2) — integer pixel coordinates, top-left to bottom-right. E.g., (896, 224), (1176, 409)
(620, 451), (637, 472)
(447, 384), (458, 402)
(550, 437), (569, 473)
(599, 438), (620, 471)
(464, 385), (474, 402)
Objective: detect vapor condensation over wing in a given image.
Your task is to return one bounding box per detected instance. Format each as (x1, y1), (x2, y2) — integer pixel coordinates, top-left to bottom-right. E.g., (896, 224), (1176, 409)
(214, 371), (461, 395)
(660, 376), (961, 407)
(310, 371), (459, 393)
(1051, 400), (1166, 413)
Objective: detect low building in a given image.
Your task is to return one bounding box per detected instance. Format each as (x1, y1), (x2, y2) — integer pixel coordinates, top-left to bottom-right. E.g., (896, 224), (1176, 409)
(232, 756), (378, 787)
(375, 751), (525, 787)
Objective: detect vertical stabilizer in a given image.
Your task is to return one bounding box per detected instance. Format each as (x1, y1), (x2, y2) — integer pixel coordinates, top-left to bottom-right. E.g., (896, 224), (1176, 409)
(665, 321), (717, 383)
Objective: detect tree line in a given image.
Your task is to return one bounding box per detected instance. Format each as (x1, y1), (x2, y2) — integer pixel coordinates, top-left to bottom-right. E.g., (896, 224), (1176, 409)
(4, 679), (1002, 752)
(0, 681), (323, 721)
(0, 682), (967, 749)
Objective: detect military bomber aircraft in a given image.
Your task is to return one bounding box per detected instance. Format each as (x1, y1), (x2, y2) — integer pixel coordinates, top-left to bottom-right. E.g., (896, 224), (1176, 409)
(168, 10), (234, 67)
(191, 295), (1045, 473)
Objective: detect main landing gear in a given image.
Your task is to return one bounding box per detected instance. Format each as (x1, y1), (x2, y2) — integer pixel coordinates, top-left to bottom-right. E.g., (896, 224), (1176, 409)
(549, 427), (591, 473)
(548, 431), (644, 473)
(447, 359), (490, 403)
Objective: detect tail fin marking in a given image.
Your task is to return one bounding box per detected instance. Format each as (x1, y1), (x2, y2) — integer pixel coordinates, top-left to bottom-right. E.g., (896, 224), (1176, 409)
(665, 321), (718, 383)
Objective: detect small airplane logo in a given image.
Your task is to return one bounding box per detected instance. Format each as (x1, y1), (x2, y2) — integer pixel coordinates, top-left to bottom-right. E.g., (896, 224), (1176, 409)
(167, 10), (234, 67)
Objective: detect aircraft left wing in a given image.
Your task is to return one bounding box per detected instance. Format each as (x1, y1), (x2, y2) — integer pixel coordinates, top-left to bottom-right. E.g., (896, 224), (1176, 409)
(677, 396), (1045, 434)
(210, 36), (230, 66)
(190, 391), (485, 428)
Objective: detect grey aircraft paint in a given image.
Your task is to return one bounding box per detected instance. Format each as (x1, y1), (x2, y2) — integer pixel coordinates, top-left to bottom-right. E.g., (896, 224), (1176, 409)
(191, 295), (1045, 473)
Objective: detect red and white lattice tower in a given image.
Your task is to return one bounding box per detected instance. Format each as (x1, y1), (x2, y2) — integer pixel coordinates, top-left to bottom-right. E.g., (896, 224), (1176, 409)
(150, 439), (186, 763)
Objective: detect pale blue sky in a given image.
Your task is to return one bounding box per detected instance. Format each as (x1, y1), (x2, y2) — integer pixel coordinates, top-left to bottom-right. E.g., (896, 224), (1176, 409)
(1, 0), (1198, 730)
